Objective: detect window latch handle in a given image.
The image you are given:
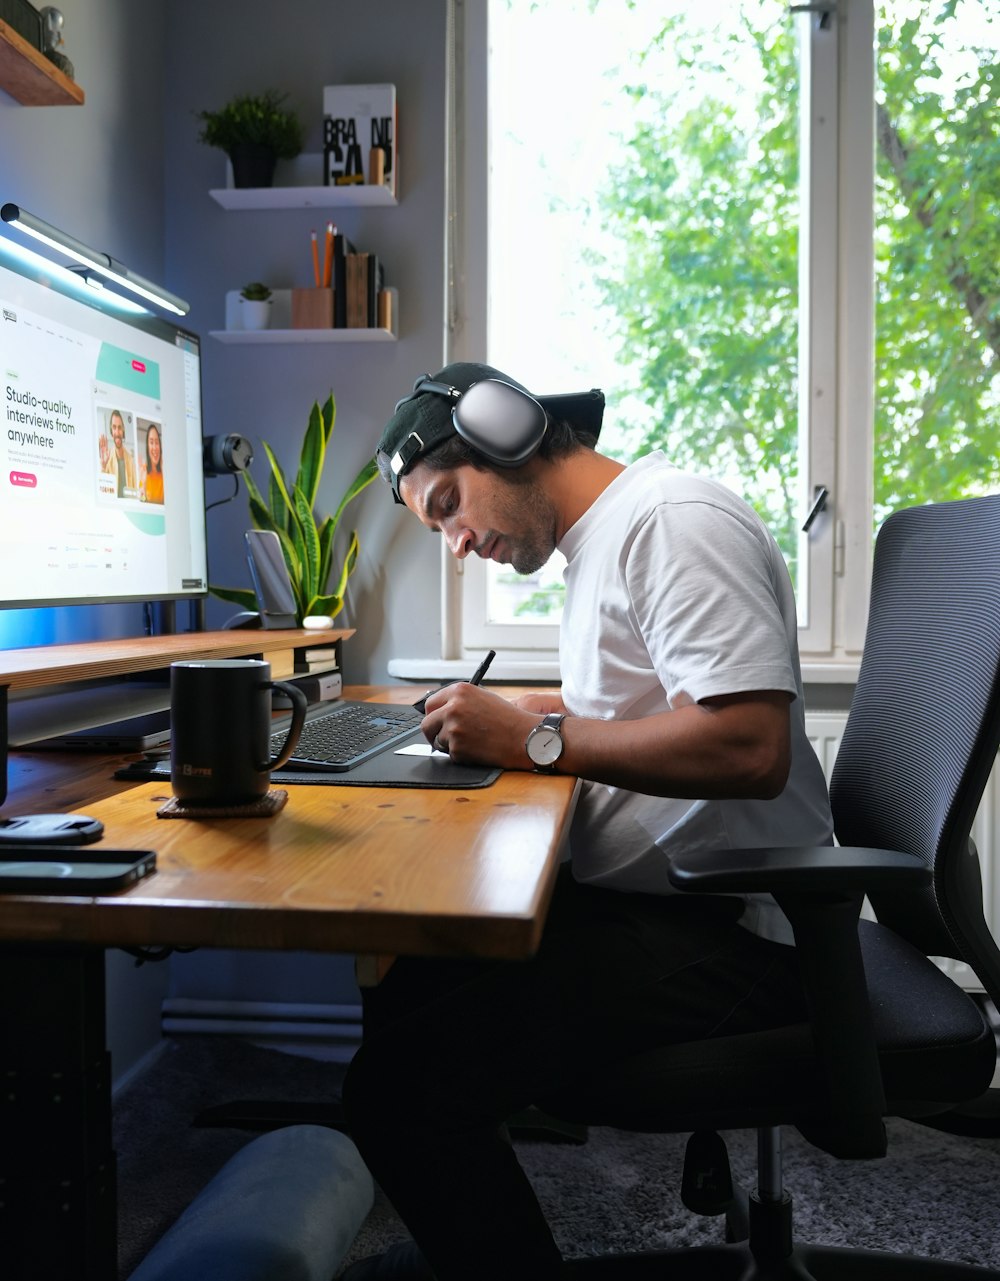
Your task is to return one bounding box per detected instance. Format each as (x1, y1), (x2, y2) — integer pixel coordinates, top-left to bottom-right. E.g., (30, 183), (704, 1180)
(801, 485), (830, 533)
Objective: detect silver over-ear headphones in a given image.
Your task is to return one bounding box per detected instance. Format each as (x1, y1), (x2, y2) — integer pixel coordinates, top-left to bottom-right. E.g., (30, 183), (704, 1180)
(396, 375), (549, 468)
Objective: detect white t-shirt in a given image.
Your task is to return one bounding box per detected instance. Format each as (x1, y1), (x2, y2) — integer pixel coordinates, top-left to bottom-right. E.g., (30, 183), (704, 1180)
(559, 451), (833, 944)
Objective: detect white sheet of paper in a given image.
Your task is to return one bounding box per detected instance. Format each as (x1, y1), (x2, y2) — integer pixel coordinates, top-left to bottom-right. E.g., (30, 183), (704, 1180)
(395, 743), (449, 757)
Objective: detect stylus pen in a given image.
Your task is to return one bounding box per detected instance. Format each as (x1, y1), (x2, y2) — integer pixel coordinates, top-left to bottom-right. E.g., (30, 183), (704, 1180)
(469, 648), (497, 687)
(412, 649), (496, 714)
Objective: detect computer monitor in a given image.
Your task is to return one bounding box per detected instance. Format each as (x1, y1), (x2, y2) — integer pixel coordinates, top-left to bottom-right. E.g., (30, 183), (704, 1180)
(0, 235), (208, 612)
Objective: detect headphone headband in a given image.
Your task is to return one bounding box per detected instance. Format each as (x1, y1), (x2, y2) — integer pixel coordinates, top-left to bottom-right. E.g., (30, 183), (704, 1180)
(393, 376), (460, 415)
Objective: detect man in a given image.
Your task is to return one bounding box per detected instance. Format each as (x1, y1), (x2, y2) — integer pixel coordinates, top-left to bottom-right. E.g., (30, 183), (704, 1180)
(342, 363), (833, 1280)
(99, 408), (137, 496)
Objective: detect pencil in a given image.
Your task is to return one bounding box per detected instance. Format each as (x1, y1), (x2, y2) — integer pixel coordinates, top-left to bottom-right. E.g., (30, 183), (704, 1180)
(323, 221), (335, 288)
(310, 230), (320, 287)
(411, 650), (497, 714)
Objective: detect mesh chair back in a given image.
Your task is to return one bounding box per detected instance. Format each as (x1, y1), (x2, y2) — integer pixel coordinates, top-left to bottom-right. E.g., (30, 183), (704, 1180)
(830, 496), (1000, 994)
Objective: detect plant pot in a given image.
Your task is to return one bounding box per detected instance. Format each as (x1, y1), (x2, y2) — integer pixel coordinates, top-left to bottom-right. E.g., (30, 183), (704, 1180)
(229, 142), (278, 189)
(240, 299), (272, 331)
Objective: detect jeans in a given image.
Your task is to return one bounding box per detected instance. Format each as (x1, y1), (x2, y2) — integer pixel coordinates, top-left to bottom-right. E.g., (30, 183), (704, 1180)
(342, 863), (807, 1281)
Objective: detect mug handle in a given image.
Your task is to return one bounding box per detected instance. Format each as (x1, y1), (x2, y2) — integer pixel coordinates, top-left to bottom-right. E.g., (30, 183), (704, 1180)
(264, 681), (309, 771)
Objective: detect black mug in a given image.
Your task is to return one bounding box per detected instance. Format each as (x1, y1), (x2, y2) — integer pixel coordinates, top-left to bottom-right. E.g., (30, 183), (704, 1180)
(170, 659), (307, 805)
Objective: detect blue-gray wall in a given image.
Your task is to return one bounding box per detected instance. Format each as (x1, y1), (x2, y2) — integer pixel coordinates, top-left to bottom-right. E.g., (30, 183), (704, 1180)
(2, 0), (449, 677)
(165, 0), (449, 687)
(2, 0), (456, 1072)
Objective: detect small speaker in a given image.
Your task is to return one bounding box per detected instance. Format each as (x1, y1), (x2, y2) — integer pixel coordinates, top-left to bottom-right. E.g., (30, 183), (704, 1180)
(204, 433), (254, 475)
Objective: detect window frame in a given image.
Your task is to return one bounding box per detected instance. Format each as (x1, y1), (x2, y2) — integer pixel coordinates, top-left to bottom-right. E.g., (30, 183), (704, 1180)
(439, 0), (874, 678)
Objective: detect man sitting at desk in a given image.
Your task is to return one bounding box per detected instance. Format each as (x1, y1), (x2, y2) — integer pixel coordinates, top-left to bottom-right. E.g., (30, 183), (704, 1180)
(342, 363), (833, 1281)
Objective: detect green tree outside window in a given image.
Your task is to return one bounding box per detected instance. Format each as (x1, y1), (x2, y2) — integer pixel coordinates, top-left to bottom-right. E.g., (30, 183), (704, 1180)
(587, 0), (999, 591)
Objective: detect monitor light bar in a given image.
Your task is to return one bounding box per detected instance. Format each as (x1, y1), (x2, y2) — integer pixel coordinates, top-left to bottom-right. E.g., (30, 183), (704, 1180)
(1, 201), (189, 316)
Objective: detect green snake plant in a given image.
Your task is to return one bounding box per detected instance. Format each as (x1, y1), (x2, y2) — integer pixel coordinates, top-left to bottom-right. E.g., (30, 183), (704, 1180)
(210, 393), (378, 624)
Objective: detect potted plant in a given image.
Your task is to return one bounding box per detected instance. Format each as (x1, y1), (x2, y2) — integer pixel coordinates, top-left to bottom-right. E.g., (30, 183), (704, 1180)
(210, 393), (379, 625)
(196, 89), (304, 188)
(239, 281), (272, 331)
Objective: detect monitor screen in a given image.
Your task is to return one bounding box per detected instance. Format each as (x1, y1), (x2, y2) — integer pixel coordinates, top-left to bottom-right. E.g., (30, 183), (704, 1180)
(0, 236), (208, 610)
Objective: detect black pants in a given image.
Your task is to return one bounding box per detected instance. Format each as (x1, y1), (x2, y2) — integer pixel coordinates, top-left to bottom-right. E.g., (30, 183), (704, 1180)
(342, 864), (807, 1281)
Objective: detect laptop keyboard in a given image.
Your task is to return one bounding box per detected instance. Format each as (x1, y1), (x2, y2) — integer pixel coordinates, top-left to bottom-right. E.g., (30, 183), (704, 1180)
(273, 700), (424, 772)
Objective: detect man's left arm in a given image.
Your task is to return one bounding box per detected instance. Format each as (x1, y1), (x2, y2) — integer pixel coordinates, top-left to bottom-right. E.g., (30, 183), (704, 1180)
(420, 683), (792, 800)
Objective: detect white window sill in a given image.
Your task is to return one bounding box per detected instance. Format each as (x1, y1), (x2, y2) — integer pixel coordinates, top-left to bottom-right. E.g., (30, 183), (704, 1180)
(387, 657), (562, 684)
(388, 657), (860, 686)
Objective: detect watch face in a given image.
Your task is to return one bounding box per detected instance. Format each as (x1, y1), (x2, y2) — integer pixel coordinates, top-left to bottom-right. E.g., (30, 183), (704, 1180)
(528, 727), (563, 767)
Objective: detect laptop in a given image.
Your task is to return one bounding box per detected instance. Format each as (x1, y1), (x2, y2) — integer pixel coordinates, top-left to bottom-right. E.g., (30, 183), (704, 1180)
(27, 709), (173, 753)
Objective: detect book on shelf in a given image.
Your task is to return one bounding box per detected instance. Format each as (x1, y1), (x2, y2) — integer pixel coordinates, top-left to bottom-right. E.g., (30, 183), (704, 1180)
(377, 286), (397, 335)
(345, 251), (386, 329)
(294, 655), (341, 675)
(332, 233), (356, 328)
(269, 649), (297, 680)
(323, 83), (397, 198)
(273, 668), (343, 709)
(367, 253), (384, 327)
(297, 645), (343, 665)
(345, 252), (368, 329)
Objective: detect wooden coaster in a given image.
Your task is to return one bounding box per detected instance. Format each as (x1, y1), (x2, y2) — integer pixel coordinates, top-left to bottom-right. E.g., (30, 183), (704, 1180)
(157, 789), (289, 820)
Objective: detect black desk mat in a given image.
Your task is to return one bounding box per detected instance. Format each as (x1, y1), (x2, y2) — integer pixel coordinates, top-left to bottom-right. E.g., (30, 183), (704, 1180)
(114, 732), (501, 790)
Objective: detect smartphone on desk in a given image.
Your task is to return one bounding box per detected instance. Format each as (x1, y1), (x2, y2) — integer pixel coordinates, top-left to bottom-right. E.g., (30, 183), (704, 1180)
(245, 530), (297, 627)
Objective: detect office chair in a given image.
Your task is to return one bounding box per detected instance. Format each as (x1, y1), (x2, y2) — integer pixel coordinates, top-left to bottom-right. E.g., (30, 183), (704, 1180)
(545, 494), (1000, 1279)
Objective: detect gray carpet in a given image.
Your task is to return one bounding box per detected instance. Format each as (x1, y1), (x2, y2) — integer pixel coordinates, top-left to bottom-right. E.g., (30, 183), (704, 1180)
(114, 1035), (1000, 1279)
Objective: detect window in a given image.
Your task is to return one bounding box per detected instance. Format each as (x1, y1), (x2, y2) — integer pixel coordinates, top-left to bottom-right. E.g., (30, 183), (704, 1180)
(445, 0), (998, 673)
(873, 2), (1000, 525)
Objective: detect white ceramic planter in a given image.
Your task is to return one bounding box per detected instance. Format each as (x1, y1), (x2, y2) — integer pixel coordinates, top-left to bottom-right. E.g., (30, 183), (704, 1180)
(240, 299), (272, 330)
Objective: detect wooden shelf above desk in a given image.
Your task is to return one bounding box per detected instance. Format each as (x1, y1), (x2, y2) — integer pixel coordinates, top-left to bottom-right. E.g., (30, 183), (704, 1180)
(0, 19), (84, 105)
(0, 628), (350, 691)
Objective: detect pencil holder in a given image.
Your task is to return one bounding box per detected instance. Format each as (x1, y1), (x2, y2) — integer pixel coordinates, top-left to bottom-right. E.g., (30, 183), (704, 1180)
(291, 287), (333, 329)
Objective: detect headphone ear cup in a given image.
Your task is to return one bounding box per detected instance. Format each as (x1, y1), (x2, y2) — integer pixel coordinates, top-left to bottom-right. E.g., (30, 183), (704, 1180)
(453, 379), (547, 467)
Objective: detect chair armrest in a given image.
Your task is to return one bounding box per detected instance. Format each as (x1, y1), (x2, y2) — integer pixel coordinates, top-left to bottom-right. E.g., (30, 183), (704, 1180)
(666, 844), (930, 896)
(665, 843), (930, 1160)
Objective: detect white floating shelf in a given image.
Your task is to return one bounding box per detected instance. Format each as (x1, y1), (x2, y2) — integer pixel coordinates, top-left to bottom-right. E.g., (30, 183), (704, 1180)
(210, 328), (395, 344)
(209, 154), (397, 210)
(215, 290), (397, 342)
(210, 185), (398, 211)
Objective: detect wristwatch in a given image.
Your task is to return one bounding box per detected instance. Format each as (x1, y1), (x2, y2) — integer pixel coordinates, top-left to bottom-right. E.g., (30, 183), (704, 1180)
(525, 713), (567, 772)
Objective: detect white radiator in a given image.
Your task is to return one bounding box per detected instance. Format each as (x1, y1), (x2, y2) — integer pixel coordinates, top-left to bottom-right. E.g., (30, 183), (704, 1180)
(805, 712), (1000, 992)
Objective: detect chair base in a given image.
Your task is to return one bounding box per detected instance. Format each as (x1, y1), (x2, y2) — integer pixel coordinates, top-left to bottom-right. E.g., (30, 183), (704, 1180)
(566, 1243), (1000, 1279)
(565, 1190), (1000, 1279)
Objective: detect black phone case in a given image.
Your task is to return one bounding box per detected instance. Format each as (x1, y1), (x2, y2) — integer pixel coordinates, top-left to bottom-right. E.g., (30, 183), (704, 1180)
(0, 847), (157, 894)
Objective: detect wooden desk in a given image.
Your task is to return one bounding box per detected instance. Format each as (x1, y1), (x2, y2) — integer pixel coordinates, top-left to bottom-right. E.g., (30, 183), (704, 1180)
(0, 684), (579, 1280)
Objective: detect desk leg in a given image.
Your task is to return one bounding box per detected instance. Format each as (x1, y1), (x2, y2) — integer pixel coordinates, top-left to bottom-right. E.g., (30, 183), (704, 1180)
(1, 682), (8, 806)
(0, 945), (116, 1281)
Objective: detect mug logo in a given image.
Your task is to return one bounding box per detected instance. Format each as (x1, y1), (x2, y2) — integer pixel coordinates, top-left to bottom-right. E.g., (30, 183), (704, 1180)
(180, 763), (213, 776)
